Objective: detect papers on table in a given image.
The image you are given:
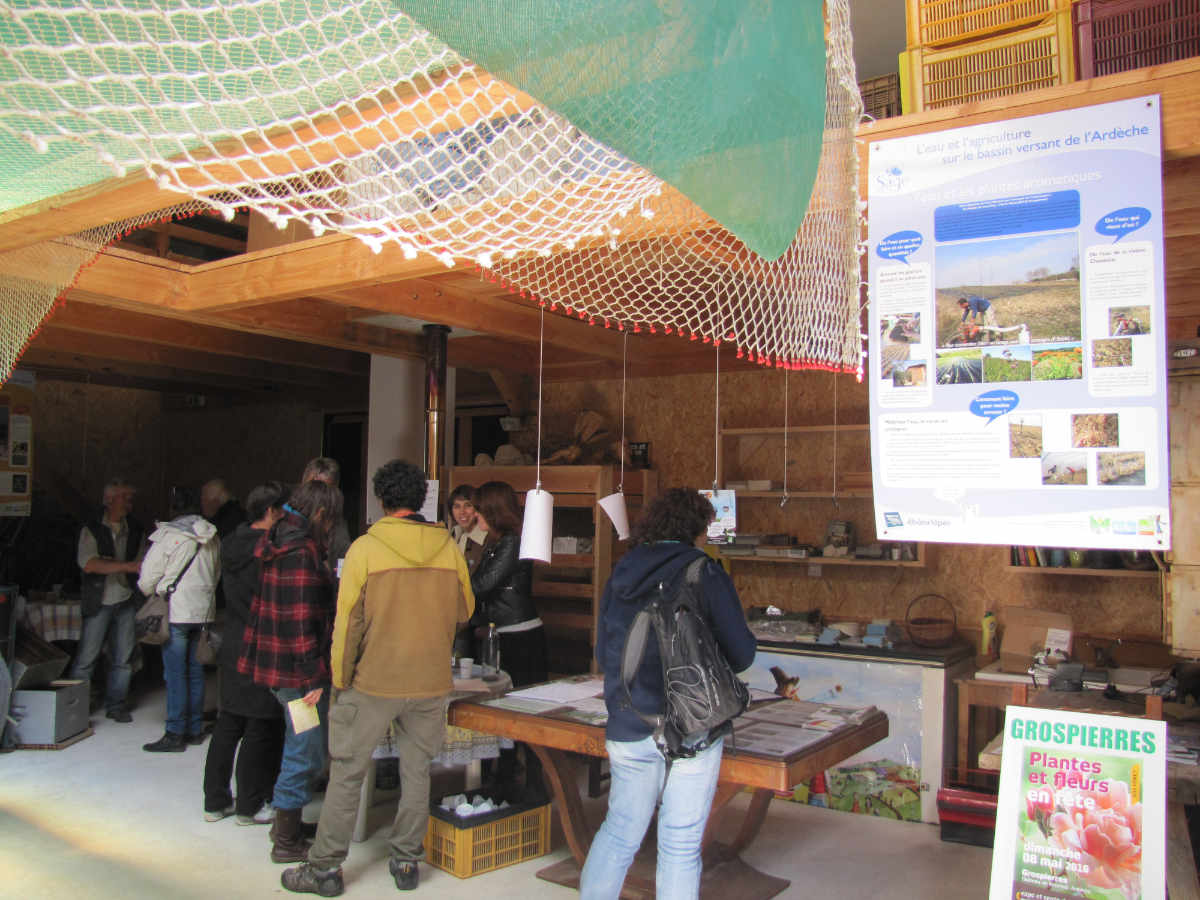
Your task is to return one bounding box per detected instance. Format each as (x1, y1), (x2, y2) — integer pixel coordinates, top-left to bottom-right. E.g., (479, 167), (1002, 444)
(731, 699), (879, 758)
(476, 675), (608, 724)
(507, 675), (603, 704)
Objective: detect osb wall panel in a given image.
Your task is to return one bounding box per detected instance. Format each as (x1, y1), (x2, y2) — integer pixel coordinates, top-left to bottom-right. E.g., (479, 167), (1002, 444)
(162, 401), (324, 503)
(34, 380), (168, 522)
(542, 368), (1163, 643)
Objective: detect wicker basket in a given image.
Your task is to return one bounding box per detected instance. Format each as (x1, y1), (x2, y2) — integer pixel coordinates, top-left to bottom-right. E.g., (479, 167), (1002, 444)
(906, 593), (957, 647)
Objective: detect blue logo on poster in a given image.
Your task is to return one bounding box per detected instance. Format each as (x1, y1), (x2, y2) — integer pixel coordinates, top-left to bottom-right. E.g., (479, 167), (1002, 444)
(1112, 519), (1137, 535)
(1095, 207), (1150, 242)
(969, 389), (1018, 424)
(884, 512), (904, 527)
(876, 230), (923, 264)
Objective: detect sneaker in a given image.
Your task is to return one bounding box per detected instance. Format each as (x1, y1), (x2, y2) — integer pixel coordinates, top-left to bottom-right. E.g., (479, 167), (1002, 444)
(389, 859), (419, 891)
(142, 732), (187, 753)
(281, 863), (344, 897)
(105, 707), (132, 724)
(236, 803), (275, 826)
(204, 804), (235, 822)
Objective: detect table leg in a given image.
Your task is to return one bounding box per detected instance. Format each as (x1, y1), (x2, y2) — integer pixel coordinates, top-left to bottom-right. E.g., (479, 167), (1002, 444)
(529, 744), (593, 866)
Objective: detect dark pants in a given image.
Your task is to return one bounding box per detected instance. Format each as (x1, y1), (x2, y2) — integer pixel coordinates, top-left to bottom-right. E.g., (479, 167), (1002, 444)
(203, 710), (285, 816)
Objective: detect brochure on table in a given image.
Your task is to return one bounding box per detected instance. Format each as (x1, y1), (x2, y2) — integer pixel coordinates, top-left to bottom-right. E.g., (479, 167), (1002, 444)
(990, 705), (1165, 900)
(867, 96), (1169, 550)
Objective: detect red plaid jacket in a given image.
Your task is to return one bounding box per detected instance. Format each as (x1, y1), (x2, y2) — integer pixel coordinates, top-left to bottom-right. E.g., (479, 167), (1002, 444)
(236, 512), (333, 692)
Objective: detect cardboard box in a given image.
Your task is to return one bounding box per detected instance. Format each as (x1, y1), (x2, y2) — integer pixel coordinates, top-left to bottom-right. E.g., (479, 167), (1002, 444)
(11, 679), (89, 745)
(1000, 607), (1073, 674)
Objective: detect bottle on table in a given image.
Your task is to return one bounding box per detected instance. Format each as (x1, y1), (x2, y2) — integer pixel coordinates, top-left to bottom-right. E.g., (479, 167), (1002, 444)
(482, 621), (500, 680)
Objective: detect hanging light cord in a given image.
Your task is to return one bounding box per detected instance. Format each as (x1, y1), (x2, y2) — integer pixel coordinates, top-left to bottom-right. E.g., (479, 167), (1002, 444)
(781, 368), (789, 507)
(535, 306), (545, 492)
(618, 328), (627, 493)
(712, 340), (720, 491)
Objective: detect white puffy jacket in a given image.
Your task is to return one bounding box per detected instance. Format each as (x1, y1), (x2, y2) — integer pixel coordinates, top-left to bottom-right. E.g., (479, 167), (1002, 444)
(138, 514), (221, 624)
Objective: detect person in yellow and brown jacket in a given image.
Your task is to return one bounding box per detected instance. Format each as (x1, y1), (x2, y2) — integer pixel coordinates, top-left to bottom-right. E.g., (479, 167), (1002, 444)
(282, 459), (474, 898)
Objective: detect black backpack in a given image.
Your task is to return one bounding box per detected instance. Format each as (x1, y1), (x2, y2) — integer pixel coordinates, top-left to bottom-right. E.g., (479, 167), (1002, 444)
(620, 554), (750, 761)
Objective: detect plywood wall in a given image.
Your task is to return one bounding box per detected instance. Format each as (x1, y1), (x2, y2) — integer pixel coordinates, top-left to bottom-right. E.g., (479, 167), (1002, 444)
(542, 366), (1167, 647)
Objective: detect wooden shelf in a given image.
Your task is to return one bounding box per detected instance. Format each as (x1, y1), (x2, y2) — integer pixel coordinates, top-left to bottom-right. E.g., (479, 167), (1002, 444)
(719, 424), (870, 436)
(720, 550), (924, 568)
(733, 490), (872, 499)
(1005, 565), (1159, 578)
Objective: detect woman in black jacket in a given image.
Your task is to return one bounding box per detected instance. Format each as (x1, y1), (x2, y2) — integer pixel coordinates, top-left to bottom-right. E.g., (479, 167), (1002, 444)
(201, 482), (287, 824)
(469, 481), (547, 688)
(470, 481), (548, 803)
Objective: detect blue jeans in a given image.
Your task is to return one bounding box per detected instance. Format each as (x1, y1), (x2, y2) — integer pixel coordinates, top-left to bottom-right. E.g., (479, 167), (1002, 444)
(270, 686), (329, 811)
(580, 736), (724, 900)
(163, 623), (205, 735)
(70, 599), (135, 713)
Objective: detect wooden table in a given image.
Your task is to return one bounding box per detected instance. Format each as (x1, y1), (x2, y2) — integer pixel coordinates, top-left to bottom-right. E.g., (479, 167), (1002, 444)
(449, 698), (888, 899)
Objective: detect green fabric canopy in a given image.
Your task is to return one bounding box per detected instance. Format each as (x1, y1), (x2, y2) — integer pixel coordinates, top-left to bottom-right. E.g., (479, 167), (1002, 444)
(401, 0), (827, 260)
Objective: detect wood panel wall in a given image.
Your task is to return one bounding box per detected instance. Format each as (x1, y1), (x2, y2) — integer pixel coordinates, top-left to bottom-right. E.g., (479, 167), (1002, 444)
(541, 367), (1171, 652)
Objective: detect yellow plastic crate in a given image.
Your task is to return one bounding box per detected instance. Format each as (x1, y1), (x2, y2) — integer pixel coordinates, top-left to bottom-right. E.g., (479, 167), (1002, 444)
(425, 802), (551, 878)
(907, 0), (1074, 48)
(900, 12), (1076, 112)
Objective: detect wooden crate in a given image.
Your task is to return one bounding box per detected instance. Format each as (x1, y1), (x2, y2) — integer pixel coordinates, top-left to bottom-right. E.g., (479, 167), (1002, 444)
(907, 0), (1073, 48)
(859, 73), (902, 120)
(901, 12), (1075, 112)
(1074, 0), (1200, 79)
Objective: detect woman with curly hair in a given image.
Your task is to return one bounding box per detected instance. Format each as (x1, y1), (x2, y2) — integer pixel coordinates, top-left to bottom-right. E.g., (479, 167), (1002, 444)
(580, 488), (756, 899)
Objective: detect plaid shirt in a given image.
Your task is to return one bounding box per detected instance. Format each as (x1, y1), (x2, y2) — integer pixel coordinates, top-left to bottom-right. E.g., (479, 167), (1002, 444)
(236, 512), (333, 692)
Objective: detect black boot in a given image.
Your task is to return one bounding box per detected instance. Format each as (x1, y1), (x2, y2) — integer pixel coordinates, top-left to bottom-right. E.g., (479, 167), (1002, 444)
(143, 732), (186, 753)
(271, 807), (312, 864)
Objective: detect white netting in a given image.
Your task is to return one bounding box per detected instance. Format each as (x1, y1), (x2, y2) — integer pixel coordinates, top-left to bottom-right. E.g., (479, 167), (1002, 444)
(0, 1), (864, 382)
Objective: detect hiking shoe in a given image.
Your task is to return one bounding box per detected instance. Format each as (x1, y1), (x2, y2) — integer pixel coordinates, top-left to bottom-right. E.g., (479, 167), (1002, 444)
(237, 803), (275, 826)
(143, 732), (186, 752)
(204, 804), (235, 822)
(281, 863), (344, 897)
(105, 707), (132, 723)
(389, 859), (419, 891)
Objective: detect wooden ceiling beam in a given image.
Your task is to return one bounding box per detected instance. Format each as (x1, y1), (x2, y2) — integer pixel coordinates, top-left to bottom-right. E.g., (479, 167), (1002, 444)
(29, 326), (365, 394)
(48, 300), (368, 377)
(328, 276), (627, 362)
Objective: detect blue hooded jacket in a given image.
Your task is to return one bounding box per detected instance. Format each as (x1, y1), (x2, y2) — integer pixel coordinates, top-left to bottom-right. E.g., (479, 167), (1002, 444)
(596, 542), (757, 743)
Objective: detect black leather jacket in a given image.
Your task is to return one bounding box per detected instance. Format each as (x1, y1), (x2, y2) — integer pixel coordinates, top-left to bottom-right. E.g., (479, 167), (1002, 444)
(469, 533), (537, 628)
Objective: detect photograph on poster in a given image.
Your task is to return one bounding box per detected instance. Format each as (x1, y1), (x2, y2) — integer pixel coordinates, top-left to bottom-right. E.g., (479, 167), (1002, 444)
(1072, 413), (1119, 448)
(1009, 415), (1043, 458)
(1042, 452), (1088, 485)
(1033, 342), (1083, 381)
(1098, 451), (1146, 486)
(936, 348), (982, 385)
(1092, 337), (1133, 368)
(891, 360), (927, 387)
(879, 313), (922, 379)
(10, 440), (28, 467)
(983, 345), (1031, 383)
(1109, 305), (1150, 336)
(935, 232), (1081, 348)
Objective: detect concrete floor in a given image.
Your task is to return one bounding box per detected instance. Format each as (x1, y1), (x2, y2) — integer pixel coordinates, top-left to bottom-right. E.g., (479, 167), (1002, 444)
(1, 686), (994, 899)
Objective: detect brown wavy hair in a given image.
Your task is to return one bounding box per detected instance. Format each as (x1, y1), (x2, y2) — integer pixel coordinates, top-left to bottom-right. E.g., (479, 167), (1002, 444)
(475, 481), (522, 538)
(630, 488), (714, 546)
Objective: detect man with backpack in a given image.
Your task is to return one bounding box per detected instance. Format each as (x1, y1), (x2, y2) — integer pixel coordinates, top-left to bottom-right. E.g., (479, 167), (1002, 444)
(581, 488), (756, 900)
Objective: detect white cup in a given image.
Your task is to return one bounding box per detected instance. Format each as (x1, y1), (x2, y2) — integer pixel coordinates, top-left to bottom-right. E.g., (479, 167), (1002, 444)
(457, 657), (474, 677)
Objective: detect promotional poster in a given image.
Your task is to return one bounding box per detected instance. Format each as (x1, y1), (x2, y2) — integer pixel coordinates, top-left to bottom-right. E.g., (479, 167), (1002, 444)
(867, 97), (1169, 550)
(990, 706), (1166, 900)
(0, 369), (34, 517)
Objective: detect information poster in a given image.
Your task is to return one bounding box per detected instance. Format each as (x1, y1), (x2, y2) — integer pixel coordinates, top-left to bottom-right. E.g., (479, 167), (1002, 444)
(867, 97), (1169, 549)
(990, 706), (1165, 900)
(699, 488), (737, 543)
(0, 369), (34, 517)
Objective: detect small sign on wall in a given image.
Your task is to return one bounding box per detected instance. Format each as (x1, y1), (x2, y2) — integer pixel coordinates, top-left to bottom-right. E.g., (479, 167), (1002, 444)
(0, 369), (34, 517)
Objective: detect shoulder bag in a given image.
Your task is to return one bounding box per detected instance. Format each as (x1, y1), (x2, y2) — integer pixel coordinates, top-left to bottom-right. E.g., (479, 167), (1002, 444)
(134, 544), (199, 645)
